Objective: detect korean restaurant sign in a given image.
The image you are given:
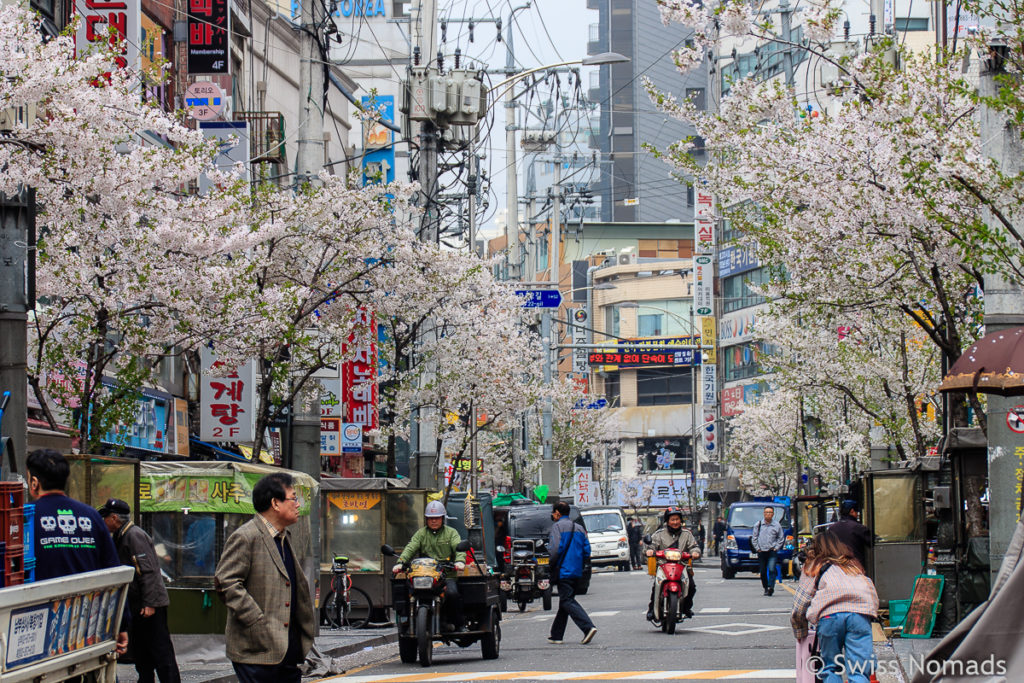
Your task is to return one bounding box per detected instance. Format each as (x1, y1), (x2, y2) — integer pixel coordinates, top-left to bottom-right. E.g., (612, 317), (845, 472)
(187, 0), (230, 74)
(694, 190), (715, 254)
(74, 0), (141, 72)
(138, 470), (313, 514)
(199, 348), (257, 443)
(342, 309), (378, 432)
(326, 491), (381, 511)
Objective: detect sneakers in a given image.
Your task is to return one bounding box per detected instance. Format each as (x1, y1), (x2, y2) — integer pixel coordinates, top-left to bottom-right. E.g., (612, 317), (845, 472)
(547, 638), (562, 644)
(582, 627), (598, 644)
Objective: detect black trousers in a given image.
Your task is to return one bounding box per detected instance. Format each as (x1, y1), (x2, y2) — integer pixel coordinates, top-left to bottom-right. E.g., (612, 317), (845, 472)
(232, 662), (301, 683)
(444, 578), (465, 629)
(648, 574), (697, 615)
(129, 606), (181, 683)
(758, 550), (779, 591)
(629, 543), (643, 568)
(550, 576), (594, 639)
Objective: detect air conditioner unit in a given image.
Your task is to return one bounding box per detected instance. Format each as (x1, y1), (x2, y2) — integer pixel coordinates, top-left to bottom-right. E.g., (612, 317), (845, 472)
(618, 253), (635, 266)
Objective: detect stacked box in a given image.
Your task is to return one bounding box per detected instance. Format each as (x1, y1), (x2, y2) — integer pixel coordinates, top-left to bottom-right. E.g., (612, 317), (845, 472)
(0, 482), (25, 586)
(23, 503), (35, 582)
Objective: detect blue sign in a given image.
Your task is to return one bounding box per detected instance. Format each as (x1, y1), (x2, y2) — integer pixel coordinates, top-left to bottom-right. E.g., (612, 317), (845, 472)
(573, 397), (609, 410)
(361, 95), (395, 186)
(719, 245), (759, 279)
(516, 290), (563, 308)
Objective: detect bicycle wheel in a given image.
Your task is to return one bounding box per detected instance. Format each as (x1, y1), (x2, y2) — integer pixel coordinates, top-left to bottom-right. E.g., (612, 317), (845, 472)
(344, 586), (373, 628)
(321, 590), (342, 629)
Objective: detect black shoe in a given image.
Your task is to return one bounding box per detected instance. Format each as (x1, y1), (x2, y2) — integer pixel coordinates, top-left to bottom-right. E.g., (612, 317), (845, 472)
(646, 609), (655, 621)
(684, 610), (694, 619)
(768, 588), (774, 596)
(763, 589), (770, 596)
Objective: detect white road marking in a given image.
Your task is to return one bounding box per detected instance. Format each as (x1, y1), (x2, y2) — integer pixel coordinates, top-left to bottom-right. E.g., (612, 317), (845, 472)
(682, 622), (787, 636)
(588, 610), (621, 617)
(699, 607), (731, 613)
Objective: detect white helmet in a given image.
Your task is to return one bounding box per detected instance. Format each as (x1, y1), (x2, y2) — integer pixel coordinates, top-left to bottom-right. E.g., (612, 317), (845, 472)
(425, 500), (447, 518)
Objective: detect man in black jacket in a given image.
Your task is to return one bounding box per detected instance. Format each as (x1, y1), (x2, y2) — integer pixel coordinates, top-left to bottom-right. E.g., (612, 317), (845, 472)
(101, 498), (181, 683)
(830, 500), (872, 570)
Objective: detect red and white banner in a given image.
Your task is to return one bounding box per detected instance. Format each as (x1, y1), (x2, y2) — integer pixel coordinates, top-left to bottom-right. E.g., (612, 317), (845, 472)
(74, 0), (140, 72)
(199, 348), (257, 443)
(342, 308), (378, 432)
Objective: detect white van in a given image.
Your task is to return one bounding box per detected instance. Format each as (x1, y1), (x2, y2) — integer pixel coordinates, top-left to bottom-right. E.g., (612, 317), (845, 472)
(580, 506), (630, 571)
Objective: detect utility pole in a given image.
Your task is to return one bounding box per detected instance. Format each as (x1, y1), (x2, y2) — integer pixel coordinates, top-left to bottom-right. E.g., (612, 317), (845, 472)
(540, 156), (561, 498)
(504, 13), (520, 276)
(979, 45), (1024, 582)
(0, 189), (32, 479)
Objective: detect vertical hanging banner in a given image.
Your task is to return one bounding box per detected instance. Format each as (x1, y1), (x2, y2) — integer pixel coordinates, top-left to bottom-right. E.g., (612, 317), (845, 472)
(342, 308), (379, 432)
(694, 254), (714, 316)
(199, 348), (257, 442)
(361, 95), (395, 186)
(187, 0), (230, 74)
(74, 0), (141, 72)
(701, 316), (717, 364)
(571, 308), (589, 376)
(694, 190), (715, 254)
(574, 467), (593, 506)
(703, 364), (717, 406)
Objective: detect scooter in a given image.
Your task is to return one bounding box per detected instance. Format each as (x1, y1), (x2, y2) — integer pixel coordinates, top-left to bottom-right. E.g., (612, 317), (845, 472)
(508, 539), (552, 612)
(649, 548), (692, 634)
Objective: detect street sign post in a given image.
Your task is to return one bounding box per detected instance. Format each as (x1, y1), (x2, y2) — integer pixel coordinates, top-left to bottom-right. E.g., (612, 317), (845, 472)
(516, 289), (563, 308)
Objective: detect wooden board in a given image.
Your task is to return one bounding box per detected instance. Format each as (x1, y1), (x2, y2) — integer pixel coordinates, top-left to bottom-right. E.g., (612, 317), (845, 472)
(902, 573), (944, 638)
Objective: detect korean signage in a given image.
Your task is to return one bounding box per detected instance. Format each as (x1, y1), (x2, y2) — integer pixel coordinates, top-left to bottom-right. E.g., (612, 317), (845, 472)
(571, 308), (589, 375)
(320, 417), (341, 455)
(326, 491), (381, 511)
(694, 190), (715, 254)
(139, 470), (314, 514)
(616, 477), (707, 507)
(342, 308), (378, 432)
(588, 349), (695, 368)
(701, 316), (717, 364)
(362, 95), (395, 185)
(574, 467), (593, 506)
(694, 254), (714, 316)
(319, 378), (342, 417)
(74, 0), (141, 72)
(722, 386), (745, 416)
(199, 348), (257, 443)
(341, 422), (362, 453)
(718, 244), (759, 279)
(187, 0), (229, 74)
(101, 386), (170, 454)
(703, 363), (717, 406)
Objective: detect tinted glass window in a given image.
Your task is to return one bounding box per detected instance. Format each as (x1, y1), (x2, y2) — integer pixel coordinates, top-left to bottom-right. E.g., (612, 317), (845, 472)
(729, 506), (790, 528)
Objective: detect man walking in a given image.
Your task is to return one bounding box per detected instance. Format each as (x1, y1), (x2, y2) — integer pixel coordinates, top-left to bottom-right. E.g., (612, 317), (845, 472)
(28, 449), (128, 656)
(712, 515), (727, 556)
(830, 500), (872, 570)
(547, 501), (597, 645)
(215, 473), (314, 683)
(751, 506), (785, 596)
(100, 498), (180, 683)
(627, 517), (644, 570)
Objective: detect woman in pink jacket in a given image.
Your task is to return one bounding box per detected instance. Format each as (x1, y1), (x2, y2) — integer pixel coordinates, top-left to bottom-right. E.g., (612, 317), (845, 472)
(791, 530), (879, 683)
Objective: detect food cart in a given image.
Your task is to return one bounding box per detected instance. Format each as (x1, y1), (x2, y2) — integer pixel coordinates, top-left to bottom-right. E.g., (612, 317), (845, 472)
(136, 461), (318, 634)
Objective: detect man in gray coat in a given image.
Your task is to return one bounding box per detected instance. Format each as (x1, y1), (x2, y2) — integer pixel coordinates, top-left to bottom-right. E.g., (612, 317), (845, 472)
(100, 498), (180, 683)
(215, 473), (314, 683)
(750, 506), (785, 596)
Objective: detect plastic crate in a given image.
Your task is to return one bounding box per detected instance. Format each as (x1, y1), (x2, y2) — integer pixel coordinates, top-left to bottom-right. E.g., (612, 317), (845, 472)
(0, 507), (24, 550)
(0, 482), (24, 510)
(4, 545), (23, 583)
(23, 503), (34, 560)
(889, 599), (911, 628)
(24, 556), (35, 583)
(0, 541), (5, 588)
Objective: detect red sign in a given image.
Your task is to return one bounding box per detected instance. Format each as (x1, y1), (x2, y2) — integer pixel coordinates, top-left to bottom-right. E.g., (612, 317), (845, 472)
(722, 386), (745, 417)
(342, 308), (378, 432)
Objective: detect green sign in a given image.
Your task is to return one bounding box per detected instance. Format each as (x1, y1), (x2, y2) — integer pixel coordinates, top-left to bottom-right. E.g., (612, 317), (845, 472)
(139, 471), (313, 515)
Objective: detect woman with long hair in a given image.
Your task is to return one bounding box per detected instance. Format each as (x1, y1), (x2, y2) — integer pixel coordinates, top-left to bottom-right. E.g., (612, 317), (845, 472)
(791, 530), (879, 683)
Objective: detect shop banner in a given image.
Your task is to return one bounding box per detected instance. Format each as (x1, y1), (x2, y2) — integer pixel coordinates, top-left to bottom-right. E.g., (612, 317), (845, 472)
(695, 254), (713, 316)
(574, 467), (593, 506)
(74, 0), (141, 72)
(703, 364), (717, 406)
(571, 308), (588, 376)
(722, 385), (745, 416)
(320, 417), (341, 455)
(186, 0), (229, 74)
(139, 470), (313, 514)
(326, 491), (380, 510)
(694, 190), (715, 254)
(342, 308), (378, 432)
(199, 348), (257, 443)
(701, 316), (717, 364)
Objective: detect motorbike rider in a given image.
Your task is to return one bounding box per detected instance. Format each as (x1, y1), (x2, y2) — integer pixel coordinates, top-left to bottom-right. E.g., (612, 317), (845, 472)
(645, 507), (701, 621)
(393, 500), (468, 631)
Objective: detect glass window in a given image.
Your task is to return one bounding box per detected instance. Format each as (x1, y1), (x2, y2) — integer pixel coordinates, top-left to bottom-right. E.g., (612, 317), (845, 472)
(869, 475), (923, 542)
(322, 491), (383, 571)
(581, 512), (624, 532)
(386, 492), (424, 550)
(632, 300), (694, 337)
(536, 234), (548, 271)
(604, 372), (620, 406)
(723, 267), (769, 313)
(895, 17), (929, 31)
(605, 305), (620, 338)
(723, 341), (775, 381)
(638, 313), (663, 337)
(636, 368), (693, 406)
(728, 506), (791, 528)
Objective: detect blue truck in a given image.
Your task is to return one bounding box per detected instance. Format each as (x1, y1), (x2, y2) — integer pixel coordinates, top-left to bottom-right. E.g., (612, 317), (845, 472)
(720, 499), (796, 579)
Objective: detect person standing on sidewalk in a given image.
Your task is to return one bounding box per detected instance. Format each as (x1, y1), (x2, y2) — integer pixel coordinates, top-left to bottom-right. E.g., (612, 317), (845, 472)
(791, 530), (878, 683)
(547, 501), (597, 645)
(830, 500), (872, 571)
(751, 506), (785, 596)
(712, 515), (727, 556)
(215, 473), (314, 683)
(100, 498), (181, 683)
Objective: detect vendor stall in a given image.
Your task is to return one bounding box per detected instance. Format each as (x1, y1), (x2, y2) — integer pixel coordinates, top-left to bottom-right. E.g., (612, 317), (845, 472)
(64, 454), (139, 515)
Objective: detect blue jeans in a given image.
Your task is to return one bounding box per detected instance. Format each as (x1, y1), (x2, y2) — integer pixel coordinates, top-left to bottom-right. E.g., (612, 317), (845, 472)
(817, 612), (875, 683)
(758, 550), (778, 590)
(550, 577), (595, 639)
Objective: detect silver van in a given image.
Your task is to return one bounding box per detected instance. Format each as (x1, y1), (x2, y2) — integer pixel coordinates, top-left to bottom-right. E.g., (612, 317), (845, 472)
(579, 506), (630, 571)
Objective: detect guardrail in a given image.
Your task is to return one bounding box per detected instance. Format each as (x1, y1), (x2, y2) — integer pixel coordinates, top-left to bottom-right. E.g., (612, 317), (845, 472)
(0, 566), (133, 683)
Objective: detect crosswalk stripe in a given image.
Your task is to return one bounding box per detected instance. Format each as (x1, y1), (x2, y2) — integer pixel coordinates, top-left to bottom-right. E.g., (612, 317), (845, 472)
(588, 610), (621, 617)
(326, 670), (798, 681)
(699, 607), (730, 613)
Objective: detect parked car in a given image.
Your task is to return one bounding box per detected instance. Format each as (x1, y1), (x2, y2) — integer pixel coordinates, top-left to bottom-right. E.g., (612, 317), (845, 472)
(579, 506), (630, 571)
(721, 501), (795, 579)
(507, 503), (592, 594)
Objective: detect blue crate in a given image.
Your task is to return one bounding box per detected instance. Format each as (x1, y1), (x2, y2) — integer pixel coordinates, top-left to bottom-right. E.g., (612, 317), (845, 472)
(23, 503), (34, 561)
(24, 556), (35, 583)
(0, 541), (5, 588)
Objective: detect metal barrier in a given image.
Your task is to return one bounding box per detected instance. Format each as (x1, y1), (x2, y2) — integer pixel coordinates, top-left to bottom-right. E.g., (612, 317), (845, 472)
(0, 566), (133, 683)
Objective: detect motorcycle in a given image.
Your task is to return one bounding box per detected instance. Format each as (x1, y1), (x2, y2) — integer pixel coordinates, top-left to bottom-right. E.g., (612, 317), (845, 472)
(648, 547), (692, 634)
(504, 539), (552, 612)
(382, 542), (501, 667)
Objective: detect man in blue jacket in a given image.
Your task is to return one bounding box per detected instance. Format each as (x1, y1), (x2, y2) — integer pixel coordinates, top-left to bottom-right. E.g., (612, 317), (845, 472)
(547, 501), (597, 645)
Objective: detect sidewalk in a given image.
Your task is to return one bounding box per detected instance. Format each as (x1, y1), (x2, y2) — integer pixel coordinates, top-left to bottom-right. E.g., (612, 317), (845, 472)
(115, 627), (399, 683)
(874, 633), (943, 683)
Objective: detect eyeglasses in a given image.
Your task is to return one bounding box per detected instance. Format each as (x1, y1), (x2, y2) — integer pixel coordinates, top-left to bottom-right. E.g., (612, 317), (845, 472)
(280, 496), (299, 503)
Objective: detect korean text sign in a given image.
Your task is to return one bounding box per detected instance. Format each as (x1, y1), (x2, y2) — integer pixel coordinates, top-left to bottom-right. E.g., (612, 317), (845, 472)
(74, 0), (141, 72)
(342, 309), (378, 432)
(187, 0), (229, 74)
(199, 348), (257, 443)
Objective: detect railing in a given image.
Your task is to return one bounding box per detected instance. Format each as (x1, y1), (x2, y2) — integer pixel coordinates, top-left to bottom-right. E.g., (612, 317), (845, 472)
(232, 111), (286, 164)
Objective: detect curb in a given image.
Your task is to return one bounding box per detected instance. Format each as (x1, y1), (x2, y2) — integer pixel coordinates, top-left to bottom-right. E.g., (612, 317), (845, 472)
(196, 633), (400, 683)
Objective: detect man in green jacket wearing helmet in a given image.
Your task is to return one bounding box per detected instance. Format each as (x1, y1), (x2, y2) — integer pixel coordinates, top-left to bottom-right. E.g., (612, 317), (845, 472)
(393, 500), (467, 631)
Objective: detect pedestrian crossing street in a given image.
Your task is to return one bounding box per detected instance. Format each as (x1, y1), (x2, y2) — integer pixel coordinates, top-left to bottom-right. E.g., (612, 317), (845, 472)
(326, 670), (796, 681)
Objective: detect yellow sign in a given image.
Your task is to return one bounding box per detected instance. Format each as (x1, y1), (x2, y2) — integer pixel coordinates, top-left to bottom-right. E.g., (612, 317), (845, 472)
(701, 317), (717, 364)
(328, 491), (381, 511)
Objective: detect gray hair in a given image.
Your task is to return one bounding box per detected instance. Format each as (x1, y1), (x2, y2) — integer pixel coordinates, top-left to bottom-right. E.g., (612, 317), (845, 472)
(114, 512), (130, 525)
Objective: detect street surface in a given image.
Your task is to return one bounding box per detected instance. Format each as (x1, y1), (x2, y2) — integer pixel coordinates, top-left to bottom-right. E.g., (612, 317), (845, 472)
(322, 563), (800, 681)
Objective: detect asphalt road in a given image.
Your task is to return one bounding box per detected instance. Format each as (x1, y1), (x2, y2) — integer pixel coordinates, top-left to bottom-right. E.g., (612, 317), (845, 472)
(322, 560), (801, 681)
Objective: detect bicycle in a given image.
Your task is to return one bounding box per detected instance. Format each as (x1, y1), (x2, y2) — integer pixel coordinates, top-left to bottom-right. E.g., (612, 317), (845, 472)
(321, 554), (373, 629)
